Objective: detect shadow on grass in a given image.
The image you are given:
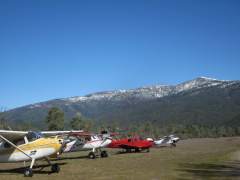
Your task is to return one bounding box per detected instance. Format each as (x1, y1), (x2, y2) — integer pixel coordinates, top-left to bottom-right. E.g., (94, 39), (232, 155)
(0, 162), (67, 175)
(113, 148), (150, 155)
(177, 161), (240, 179)
(114, 151), (149, 155)
(55, 155), (89, 161)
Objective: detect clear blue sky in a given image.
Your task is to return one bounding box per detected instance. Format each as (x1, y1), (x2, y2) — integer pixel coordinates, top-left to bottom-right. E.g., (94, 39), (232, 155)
(0, 0), (240, 109)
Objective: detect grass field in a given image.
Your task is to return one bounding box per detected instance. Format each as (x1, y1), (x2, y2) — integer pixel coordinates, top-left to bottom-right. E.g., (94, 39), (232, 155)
(0, 137), (240, 180)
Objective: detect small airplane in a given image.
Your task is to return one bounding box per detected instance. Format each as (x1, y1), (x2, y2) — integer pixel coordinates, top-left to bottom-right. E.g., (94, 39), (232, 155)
(150, 134), (180, 147)
(108, 135), (153, 153)
(61, 131), (112, 159)
(0, 130), (82, 177)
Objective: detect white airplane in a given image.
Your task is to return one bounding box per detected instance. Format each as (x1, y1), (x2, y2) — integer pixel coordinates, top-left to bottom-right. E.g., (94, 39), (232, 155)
(147, 135), (180, 147)
(153, 135), (180, 147)
(62, 132), (112, 159)
(0, 130), (82, 177)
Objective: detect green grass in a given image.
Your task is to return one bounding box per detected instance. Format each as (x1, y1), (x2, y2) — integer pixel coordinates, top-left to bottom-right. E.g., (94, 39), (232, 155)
(0, 137), (240, 180)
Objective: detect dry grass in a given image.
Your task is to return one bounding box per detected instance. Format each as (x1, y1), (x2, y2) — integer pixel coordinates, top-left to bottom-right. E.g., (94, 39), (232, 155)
(0, 137), (240, 180)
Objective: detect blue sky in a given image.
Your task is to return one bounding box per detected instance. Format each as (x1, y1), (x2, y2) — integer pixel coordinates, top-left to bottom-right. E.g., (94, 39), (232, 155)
(0, 0), (240, 109)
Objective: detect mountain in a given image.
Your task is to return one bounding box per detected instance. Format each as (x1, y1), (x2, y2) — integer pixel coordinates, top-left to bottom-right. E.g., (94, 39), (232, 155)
(2, 77), (240, 129)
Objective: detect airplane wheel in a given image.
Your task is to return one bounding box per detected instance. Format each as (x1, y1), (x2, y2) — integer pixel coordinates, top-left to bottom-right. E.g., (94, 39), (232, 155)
(88, 152), (96, 159)
(126, 149), (131, 153)
(146, 148), (150, 153)
(101, 151), (108, 158)
(24, 168), (33, 177)
(135, 148), (140, 152)
(51, 164), (60, 173)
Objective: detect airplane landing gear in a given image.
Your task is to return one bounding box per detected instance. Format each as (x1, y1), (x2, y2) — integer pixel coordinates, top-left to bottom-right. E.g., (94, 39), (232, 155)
(44, 157), (60, 173)
(51, 164), (60, 173)
(135, 148), (140, 152)
(24, 158), (35, 177)
(24, 168), (33, 177)
(126, 149), (131, 153)
(100, 150), (108, 158)
(171, 143), (176, 147)
(88, 152), (96, 159)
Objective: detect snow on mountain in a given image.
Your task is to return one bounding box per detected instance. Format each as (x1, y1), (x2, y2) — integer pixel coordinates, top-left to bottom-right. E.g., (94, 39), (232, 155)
(67, 96), (88, 103)
(60, 77), (233, 104)
(175, 77), (224, 92)
(7, 76), (240, 130)
(26, 77), (237, 110)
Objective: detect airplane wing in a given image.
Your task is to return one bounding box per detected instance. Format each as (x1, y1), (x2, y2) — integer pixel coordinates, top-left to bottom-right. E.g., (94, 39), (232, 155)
(67, 132), (99, 138)
(41, 130), (84, 136)
(159, 136), (172, 144)
(0, 130), (28, 142)
(0, 130), (84, 140)
(0, 130), (33, 160)
(0, 130), (86, 141)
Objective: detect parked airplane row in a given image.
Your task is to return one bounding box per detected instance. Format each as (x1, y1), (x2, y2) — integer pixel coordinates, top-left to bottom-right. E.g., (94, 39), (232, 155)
(0, 130), (180, 177)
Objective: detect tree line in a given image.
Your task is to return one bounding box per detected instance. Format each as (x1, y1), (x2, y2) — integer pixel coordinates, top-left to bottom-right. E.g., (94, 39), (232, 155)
(1, 107), (240, 139)
(45, 107), (93, 131)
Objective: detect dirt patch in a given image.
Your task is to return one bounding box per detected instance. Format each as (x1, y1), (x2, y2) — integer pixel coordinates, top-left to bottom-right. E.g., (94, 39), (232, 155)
(230, 151), (240, 161)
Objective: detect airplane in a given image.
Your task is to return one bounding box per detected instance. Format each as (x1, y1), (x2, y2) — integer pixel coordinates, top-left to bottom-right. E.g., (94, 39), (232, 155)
(150, 134), (180, 147)
(108, 135), (153, 153)
(0, 130), (82, 177)
(60, 131), (113, 159)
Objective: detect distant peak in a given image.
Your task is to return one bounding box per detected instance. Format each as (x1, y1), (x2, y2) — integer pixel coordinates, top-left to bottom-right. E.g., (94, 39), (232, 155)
(198, 77), (219, 81)
(197, 76), (230, 82)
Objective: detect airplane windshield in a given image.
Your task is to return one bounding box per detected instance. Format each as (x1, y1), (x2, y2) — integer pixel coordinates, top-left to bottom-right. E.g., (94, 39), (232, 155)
(26, 132), (43, 142)
(91, 135), (99, 140)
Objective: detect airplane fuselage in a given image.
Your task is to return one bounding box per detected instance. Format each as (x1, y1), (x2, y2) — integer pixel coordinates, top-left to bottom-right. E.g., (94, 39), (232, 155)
(108, 138), (153, 150)
(0, 137), (62, 163)
(64, 138), (112, 152)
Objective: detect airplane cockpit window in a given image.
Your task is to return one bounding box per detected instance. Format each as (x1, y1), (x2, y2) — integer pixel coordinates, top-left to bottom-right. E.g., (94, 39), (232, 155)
(101, 130), (108, 134)
(85, 137), (91, 141)
(75, 140), (84, 146)
(76, 137), (84, 142)
(3, 142), (11, 148)
(26, 132), (43, 142)
(91, 135), (98, 141)
(1, 139), (24, 148)
(16, 139), (25, 146)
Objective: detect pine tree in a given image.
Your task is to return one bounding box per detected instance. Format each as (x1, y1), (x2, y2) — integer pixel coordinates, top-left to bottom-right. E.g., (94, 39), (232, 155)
(45, 107), (65, 130)
(70, 112), (83, 130)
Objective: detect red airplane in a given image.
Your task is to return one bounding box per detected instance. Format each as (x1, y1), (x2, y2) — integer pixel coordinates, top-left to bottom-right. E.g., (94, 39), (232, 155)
(108, 136), (153, 153)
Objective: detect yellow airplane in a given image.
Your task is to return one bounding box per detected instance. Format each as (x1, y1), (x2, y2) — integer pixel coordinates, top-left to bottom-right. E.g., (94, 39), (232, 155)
(0, 130), (80, 177)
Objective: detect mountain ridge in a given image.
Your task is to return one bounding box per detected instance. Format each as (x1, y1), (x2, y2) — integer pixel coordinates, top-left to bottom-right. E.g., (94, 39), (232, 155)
(2, 77), (240, 129)
(27, 77), (237, 109)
